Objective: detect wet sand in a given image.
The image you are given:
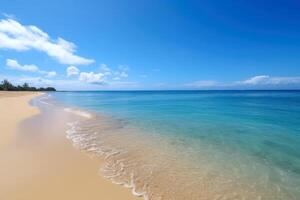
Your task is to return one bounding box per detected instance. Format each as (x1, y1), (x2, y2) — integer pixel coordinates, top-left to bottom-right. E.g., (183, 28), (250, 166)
(0, 92), (139, 200)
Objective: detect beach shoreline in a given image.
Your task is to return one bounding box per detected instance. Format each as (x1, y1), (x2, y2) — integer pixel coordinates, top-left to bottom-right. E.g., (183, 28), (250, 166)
(0, 92), (139, 200)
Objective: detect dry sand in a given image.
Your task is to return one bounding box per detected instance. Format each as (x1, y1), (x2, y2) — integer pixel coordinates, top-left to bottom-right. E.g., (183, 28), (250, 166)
(0, 92), (41, 151)
(0, 92), (140, 200)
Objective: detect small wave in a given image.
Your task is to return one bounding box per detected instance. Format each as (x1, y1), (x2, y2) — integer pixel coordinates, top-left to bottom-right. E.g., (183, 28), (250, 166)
(65, 119), (152, 200)
(64, 108), (92, 118)
(37, 94), (54, 106)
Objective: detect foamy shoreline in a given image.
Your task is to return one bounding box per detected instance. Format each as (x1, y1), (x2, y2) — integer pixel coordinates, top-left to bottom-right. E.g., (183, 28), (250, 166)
(0, 91), (140, 200)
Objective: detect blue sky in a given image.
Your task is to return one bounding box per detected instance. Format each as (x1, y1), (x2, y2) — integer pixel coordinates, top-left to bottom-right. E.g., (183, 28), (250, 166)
(1, 0), (300, 90)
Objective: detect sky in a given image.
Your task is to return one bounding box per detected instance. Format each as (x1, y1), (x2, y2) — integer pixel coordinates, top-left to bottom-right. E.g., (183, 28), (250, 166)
(0, 0), (300, 90)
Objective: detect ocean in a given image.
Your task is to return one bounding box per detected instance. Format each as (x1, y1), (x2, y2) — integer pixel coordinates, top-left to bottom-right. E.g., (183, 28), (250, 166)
(44, 90), (300, 199)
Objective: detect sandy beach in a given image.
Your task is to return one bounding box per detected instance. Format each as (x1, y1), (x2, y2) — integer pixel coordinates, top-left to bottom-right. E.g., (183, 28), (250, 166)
(0, 92), (41, 151)
(0, 92), (139, 200)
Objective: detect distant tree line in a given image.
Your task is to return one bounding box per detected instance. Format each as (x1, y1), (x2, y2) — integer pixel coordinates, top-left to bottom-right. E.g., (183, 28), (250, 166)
(0, 79), (56, 91)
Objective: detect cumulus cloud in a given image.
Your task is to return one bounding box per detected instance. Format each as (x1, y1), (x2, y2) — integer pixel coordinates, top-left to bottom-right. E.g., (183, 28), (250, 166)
(0, 18), (94, 65)
(98, 63), (129, 81)
(76, 64), (130, 86)
(6, 58), (56, 77)
(67, 66), (80, 76)
(79, 72), (104, 84)
(6, 58), (39, 72)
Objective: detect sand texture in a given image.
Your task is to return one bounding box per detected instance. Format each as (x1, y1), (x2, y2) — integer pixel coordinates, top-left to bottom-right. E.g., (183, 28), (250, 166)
(0, 92), (139, 200)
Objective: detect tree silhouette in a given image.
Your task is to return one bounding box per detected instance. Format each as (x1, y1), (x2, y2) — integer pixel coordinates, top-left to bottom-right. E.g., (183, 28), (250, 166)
(0, 79), (56, 91)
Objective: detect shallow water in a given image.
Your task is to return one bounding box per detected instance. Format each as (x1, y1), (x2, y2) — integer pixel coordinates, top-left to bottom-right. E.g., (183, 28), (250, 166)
(47, 91), (300, 199)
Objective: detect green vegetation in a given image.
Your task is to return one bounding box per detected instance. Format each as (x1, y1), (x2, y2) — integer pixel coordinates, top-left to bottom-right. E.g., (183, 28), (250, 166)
(0, 79), (56, 91)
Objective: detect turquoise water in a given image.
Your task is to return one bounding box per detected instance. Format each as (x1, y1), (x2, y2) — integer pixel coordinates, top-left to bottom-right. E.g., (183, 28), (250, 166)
(52, 91), (300, 199)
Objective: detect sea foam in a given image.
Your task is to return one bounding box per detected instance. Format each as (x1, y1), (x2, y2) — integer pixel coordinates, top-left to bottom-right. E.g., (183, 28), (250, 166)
(64, 108), (92, 118)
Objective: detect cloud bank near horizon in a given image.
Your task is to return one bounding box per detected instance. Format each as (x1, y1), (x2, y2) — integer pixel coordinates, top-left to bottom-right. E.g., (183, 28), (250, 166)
(2, 74), (300, 91)
(186, 75), (300, 90)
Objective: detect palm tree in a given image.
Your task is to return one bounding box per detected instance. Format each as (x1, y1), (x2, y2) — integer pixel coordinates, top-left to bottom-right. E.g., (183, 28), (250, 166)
(1, 79), (15, 91)
(22, 82), (29, 90)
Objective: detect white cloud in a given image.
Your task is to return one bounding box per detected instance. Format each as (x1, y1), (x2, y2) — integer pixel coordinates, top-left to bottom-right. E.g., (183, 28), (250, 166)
(6, 58), (38, 72)
(186, 80), (218, 88)
(76, 64), (129, 85)
(18, 76), (53, 86)
(239, 75), (300, 85)
(79, 72), (104, 84)
(240, 75), (270, 85)
(186, 75), (300, 89)
(120, 71), (128, 78)
(42, 71), (57, 78)
(100, 63), (111, 75)
(113, 65), (129, 80)
(6, 58), (57, 78)
(0, 18), (94, 65)
(0, 73), (142, 90)
(98, 63), (129, 80)
(67, 66), (80, 76)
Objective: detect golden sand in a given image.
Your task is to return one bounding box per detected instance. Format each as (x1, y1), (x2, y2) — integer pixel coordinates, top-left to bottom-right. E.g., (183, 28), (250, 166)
(0, 92), (41, 150)
(0, 92), (139, 200)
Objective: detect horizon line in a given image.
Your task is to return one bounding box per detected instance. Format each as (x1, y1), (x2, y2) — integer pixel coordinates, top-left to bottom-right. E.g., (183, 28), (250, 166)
(55, 89), (300, 92)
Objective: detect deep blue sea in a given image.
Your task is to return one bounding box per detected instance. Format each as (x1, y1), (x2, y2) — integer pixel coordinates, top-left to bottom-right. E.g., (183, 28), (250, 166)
(51, 91), (300, 199)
